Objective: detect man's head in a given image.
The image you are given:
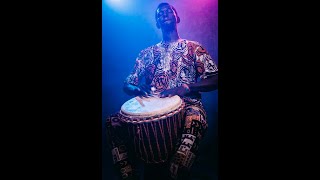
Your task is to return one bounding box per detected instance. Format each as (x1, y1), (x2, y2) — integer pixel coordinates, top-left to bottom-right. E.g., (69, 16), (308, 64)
(155, 3), (180, 30)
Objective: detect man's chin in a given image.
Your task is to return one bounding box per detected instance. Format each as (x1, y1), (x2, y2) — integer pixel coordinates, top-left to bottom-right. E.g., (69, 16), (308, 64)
(161, 23), (175, 30)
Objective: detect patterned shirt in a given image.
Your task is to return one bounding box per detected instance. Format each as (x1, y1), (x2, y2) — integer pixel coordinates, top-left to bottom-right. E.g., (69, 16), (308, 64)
(125, 39), (218, 99)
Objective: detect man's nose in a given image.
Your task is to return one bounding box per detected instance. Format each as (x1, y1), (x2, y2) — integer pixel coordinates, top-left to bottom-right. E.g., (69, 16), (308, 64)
(163, 11), (168, 17)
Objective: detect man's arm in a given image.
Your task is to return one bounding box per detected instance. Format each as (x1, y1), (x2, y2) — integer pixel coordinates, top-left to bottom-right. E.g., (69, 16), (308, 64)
(159, 75), (218, 98)
(188, 75), (218, 92)
(123, 83), (152, 97)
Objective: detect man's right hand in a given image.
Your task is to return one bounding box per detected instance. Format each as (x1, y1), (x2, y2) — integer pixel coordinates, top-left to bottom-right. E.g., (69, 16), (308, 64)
(123, 83), (151, 97)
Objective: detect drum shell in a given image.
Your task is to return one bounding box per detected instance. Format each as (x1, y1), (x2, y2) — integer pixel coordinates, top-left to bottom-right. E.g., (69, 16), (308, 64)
(119, 102), (185, 164)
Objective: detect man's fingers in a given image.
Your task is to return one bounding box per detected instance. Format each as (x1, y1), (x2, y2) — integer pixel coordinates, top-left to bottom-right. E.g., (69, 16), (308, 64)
(160, 92), (169, 98)
(140, 85), (151, 94)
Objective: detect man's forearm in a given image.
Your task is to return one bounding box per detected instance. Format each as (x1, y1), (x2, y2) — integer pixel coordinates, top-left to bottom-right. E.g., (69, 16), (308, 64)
(188, 75), (218, 92)
(123, 83), (135, 96)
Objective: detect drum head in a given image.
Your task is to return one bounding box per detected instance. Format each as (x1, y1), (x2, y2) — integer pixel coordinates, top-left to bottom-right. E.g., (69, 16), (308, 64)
(120, 95), (182, 118)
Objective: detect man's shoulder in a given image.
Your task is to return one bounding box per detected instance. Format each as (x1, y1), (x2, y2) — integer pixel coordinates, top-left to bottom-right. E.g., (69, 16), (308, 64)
(139, 44), (158, 53)
(137, 46), (153, 56)
(136, 44), (160, 59)
(183, 39), (201, 46)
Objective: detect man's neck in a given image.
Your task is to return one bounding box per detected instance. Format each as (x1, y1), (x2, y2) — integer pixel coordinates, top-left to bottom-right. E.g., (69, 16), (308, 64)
(161, 28), (180, 43)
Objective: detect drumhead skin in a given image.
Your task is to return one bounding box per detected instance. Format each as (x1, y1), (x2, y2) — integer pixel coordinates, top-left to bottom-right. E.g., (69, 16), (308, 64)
(121, 95), (182, 118)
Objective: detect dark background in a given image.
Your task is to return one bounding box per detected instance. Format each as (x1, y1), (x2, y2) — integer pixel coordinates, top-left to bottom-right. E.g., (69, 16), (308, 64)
(102, 0), (218, 179)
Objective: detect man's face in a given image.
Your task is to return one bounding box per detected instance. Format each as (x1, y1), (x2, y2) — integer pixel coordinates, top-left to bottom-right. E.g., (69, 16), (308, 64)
(156, 4), (178, 29)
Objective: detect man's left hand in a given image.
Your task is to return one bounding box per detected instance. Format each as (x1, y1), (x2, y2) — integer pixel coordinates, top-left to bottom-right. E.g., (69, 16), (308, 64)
(159, 84), (190, 98)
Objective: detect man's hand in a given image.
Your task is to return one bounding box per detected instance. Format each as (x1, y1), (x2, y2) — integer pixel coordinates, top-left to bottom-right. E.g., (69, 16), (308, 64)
(159, 84), (190, 98)
(123, 83), (152, 97)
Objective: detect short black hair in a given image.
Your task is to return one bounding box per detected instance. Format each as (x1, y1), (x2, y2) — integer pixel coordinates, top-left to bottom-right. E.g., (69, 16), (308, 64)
(155, 3), (179, 21)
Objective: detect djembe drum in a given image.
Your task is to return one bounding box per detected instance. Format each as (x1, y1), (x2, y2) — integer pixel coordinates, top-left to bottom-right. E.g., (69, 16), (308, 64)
(119, 95), (185, 164)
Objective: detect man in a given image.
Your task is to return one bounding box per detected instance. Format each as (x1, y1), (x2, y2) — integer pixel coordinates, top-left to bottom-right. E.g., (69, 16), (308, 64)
(106, 2), (218, 180)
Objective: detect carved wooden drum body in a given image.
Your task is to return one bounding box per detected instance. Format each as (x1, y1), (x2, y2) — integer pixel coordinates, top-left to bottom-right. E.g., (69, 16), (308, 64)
(120, 95), (185, 164)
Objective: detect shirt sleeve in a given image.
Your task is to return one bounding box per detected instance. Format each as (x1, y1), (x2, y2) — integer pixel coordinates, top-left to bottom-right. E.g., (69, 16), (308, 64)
(124, 50), (147, 86)
(194, 43), (218, 79)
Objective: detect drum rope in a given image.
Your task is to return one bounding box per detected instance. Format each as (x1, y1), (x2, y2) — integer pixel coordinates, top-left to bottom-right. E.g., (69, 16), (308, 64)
(142, 121), (155, 162)
(140, 123), (149, 163)
(165, 116), (173, 151)
(158, 119), (168, 160)
(173, 114), (178, 139)
(150, 122), (162, 162)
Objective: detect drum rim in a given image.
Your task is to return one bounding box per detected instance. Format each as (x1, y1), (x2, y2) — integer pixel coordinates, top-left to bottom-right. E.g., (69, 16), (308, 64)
(119, 101), (185, 124)
(120, 95), (183, 117)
